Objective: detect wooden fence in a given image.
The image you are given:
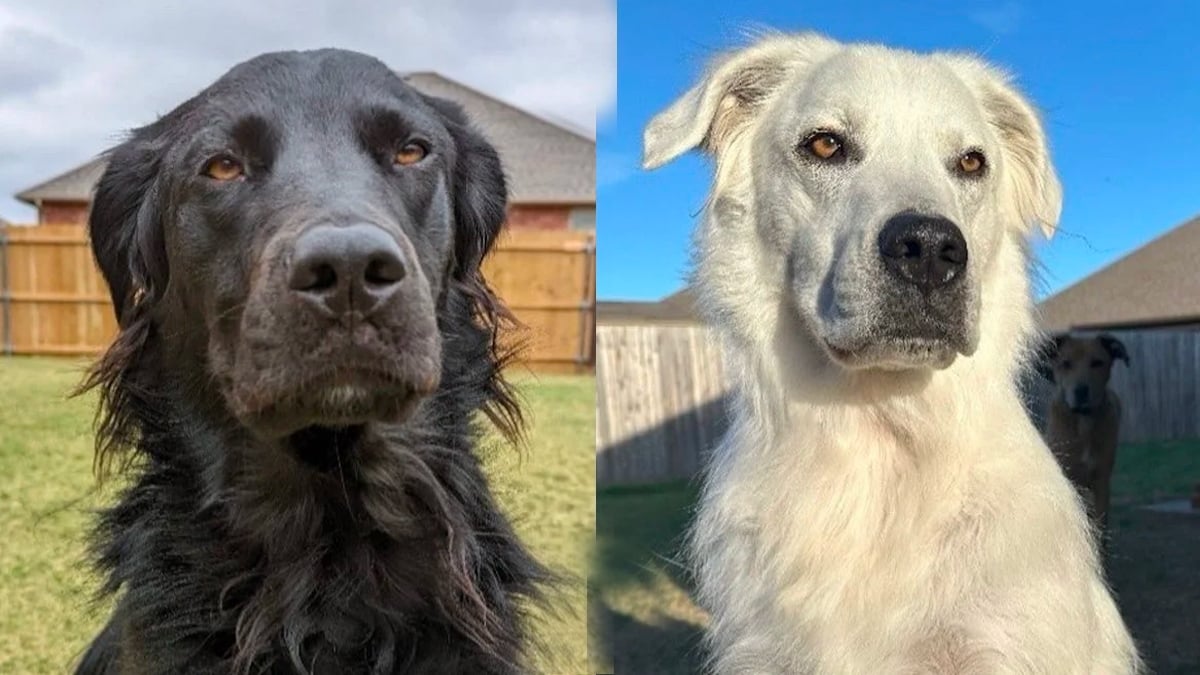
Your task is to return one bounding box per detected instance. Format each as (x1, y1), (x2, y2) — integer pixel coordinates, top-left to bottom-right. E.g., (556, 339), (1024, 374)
(596, 324), (728, 486)
(0, 224), (595, 372)
(0, 225), (116, 355)
(596, 324), (1200, 486)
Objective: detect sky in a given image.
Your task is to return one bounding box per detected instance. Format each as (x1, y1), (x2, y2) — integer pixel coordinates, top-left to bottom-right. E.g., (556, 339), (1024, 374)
(0, 0), (614, 221)
(598, 1), (1200, 301)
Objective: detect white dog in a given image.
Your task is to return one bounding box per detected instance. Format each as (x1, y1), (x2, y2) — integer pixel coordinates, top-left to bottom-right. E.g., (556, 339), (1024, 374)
(643, 32), (1140, 674)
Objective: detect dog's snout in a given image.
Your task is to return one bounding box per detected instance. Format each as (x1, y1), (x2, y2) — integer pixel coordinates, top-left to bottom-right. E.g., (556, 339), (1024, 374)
(1073, 384), (1091, 407)
(288, 223), (407, 315)
(878, 213), (968, 292)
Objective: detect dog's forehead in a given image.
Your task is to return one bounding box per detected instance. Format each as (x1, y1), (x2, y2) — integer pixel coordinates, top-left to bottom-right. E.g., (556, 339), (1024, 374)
(783, 46), (988, 139)
(1058, 339), (1110, 362)
(221, 49), (398, 89)
(207, 48), (428, 117)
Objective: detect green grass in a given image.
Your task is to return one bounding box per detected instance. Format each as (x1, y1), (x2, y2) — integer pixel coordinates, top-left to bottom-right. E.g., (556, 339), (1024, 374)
(593, 441), (1200, 674)
(1111, 439), (1200, 506)
(593, 481), (704, 674)
(0, 357), (593, 674)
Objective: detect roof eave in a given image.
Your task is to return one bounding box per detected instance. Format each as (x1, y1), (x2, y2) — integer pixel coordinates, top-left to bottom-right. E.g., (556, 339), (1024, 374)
(401, 71), (596, 145)
(510, 197), (595, 206)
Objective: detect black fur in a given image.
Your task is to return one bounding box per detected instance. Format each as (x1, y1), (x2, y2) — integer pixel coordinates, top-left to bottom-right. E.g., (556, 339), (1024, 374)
(75, 49), (549, 674)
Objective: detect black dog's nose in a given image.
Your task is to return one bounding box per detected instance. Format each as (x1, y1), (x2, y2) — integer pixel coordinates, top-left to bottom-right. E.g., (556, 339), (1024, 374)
(878, 213), (968, 292)
(1073, 384), (1091, 406)
(289, 224), (407, 315)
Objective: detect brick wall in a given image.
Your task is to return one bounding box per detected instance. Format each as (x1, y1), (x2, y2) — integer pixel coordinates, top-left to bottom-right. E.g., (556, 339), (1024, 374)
(38, 200), (89, 225)
(507, 205), (571, 230)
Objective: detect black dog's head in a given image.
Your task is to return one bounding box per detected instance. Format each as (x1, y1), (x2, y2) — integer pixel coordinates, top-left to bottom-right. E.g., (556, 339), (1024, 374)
(86, 48), (512, 454)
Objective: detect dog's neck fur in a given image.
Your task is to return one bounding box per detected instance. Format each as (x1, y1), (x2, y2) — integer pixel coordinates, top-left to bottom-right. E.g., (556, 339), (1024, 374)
(91, 299), (545, 674)
(167, 394), (507, 670)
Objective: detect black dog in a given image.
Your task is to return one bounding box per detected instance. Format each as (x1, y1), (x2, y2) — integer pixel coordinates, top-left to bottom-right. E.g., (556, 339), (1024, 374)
(75, 49), (549, 674)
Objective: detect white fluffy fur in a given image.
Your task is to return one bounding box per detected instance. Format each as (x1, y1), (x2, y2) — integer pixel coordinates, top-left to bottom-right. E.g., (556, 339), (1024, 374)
(644, 32), (1140, 674)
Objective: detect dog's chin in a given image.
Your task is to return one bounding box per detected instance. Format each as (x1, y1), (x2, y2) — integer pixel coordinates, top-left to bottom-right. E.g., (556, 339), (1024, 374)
(822, 329), (976, 371)
(824, 338), (958, 371)
(229, 370), (439, 439)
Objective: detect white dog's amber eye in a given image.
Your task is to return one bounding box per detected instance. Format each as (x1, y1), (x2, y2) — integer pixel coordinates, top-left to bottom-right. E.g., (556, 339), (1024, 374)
(805, 132), (843, 160)
(958, 151), (986, 175)
(202, 156), (244, 181)
(394, 142), (428, 167)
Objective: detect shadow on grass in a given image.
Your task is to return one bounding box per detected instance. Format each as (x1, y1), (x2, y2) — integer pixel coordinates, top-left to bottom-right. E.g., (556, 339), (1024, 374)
(590, 595), (706, 675)
(1102, 440), (1200, 675)
(592, 481), (708, 673)
(594, 481), (696, 590)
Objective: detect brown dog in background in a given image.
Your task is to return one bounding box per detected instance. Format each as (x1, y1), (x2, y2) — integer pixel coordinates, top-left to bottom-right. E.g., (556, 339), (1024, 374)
(1044, 334), (1129, 540)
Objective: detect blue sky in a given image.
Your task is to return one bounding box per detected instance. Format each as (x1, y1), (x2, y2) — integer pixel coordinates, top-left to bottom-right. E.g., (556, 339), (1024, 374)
(597, 1), (1200, 301)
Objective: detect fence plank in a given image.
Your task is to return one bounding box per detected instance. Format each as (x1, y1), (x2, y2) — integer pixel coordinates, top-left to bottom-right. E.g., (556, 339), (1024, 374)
(598, 324), (1200, 486)
(596, 324), (728, 486)
(1, 224), (594, 371)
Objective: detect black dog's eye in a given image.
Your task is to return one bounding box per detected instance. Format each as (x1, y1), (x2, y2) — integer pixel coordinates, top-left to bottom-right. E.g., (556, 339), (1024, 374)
(956, 150), (987, 176)
(1090, 359), (1105, 368)
(202, 155), (245, 182)
(800, 131), (845, 160)
(393, 141), (429, 167)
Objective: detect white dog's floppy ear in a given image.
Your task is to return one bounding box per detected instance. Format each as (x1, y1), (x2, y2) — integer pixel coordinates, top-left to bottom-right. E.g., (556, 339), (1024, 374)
(643, 33), (837, 169)
(942, 55), (1062, 238)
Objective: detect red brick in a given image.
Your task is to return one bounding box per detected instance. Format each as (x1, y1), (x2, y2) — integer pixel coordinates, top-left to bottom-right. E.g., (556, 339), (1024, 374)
(38, 200), (89, 225)
(506, 205), (571, 230)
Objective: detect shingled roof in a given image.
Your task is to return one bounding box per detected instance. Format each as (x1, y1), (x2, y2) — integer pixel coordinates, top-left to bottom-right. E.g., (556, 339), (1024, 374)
(1038, 213), (1200, 332)
(597, 288), (699, 325)
(14, 160), (107, 206)
(16, 72), (594, 207)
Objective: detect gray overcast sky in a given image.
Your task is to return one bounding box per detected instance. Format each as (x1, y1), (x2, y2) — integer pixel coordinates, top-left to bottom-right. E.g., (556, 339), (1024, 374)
(0, 0), (613, 221)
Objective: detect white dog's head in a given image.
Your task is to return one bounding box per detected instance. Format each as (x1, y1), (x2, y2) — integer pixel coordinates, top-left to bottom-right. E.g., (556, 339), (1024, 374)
(645, 33), (1060, 374)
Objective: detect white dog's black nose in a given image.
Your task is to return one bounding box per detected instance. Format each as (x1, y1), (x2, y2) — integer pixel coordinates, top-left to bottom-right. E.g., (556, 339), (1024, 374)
(288, 223), (408, 315)
(878, 213), (968, 292)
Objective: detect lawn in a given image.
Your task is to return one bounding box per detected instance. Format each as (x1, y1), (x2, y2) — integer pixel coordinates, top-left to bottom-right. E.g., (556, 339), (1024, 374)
(0, 357), (594, 674)
(594, 440), (1200, 675)
(592, 482), (704, 674)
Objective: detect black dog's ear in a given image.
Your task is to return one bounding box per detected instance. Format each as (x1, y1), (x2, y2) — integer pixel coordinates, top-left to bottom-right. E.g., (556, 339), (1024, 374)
(79, 125), (172, 477)
(424, 96), (508, 283)
(422, 94), (524, 440)
(90, 133), (169, 325)
(1098, 333), (1130, 366)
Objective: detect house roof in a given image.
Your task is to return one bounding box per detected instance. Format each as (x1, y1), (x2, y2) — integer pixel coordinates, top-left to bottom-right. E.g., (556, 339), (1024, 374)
(597, 288), (699, 325)
(14, 160), (107, 206)
(1038, 213), (1200, 332)
(16, 72), (594, 207)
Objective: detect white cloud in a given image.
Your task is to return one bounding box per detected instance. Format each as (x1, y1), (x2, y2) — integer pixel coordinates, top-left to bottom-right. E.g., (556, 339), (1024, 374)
(968, 1), (1024, 36)
(0, 0), (613, 220)
(596, 150), (639, 188)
